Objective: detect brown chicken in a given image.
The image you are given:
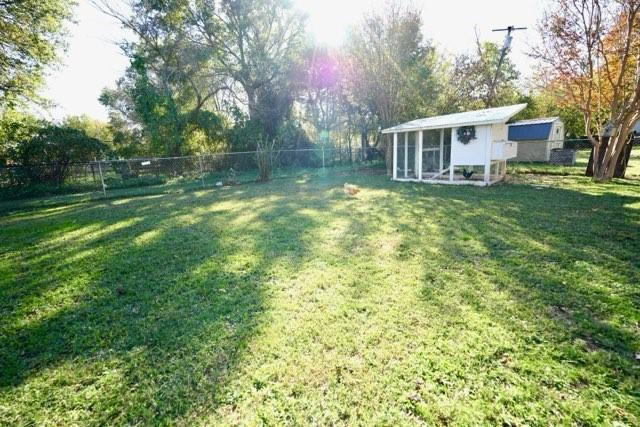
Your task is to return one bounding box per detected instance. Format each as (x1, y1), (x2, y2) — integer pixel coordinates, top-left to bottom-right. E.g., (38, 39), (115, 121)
(343, 183), (360, 196)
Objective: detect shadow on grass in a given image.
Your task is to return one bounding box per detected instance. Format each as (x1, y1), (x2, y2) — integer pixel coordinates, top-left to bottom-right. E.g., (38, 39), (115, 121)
(1, 172), (639, 423)
(378, 181), (640, 410)
(0, 184), (325, 424)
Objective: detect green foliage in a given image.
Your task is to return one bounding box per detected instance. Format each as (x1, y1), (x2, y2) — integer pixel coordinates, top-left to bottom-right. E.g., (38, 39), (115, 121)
(0, 0), (74, 107)
(62, 115), (112, 144)
(557, 107), (586, 139)
(514, 93), (585, 138)
(100, 55), (223, 157)
(275, 120), (319, 167)
(98, 0), (225, 157)
(344, 3), (441, 127)
(0, 109), (43, 164)
(129, 56), (187, 156)
(276, 120), (313, 150)
(226, 108), (266, 153)
(8, 125), (107, 184)
(98, 0), (304, 156)
(191, 0), (305, 139)
(0, 170), (639, 424)
(440, 41), (520, 112)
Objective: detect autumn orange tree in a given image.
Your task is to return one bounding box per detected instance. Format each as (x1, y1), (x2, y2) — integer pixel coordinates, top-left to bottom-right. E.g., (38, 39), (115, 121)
(534, 0), (640, 181)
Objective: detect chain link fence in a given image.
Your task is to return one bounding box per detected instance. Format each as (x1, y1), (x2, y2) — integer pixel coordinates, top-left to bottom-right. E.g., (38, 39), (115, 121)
(3, 137), (637, 201)
(510, 136), (639, 164)
(562, 136), (640, 150)
(563, 138), (600, 151)
(0, 147), (385, 200)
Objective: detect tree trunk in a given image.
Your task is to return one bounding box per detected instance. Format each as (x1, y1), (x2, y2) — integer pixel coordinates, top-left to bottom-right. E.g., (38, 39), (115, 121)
(360, 130), (367, 162)
(586, 135), (633, 180)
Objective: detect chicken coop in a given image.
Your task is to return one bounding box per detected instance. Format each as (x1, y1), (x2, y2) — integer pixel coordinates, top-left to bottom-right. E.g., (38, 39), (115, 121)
(382, 104), (527, 186)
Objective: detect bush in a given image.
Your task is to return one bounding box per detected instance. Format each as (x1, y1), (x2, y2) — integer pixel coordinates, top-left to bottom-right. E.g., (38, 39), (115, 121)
(275, 121), (319, 168)
(7, 125), (108, 184)
(256, 138), (277, 182)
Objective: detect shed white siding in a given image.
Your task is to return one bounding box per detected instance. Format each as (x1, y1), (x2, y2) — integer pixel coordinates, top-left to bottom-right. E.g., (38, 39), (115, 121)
(451, 125), (491, 166)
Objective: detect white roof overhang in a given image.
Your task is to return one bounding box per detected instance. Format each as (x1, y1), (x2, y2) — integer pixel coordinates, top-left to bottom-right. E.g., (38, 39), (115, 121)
(381, 104), (527, 134)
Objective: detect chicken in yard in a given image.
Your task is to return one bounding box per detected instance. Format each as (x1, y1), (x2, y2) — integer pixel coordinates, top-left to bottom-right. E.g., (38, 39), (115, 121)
(343, 183), (360, 196)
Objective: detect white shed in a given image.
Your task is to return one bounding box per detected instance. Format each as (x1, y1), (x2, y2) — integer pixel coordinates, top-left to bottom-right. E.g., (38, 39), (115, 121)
(382, 104), (527, 186)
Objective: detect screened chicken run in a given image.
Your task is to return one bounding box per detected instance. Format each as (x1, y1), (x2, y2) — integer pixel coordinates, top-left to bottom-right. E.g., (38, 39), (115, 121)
(382, 104), (527, 186)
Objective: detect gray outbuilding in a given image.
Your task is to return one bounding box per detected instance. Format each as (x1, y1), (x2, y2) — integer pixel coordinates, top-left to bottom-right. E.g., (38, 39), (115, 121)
(507, 117), (564, 162)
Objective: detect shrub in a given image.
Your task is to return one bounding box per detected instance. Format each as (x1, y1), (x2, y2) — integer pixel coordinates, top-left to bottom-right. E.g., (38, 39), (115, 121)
(256, 138), (278, 182)
(8, 125), (108, 184)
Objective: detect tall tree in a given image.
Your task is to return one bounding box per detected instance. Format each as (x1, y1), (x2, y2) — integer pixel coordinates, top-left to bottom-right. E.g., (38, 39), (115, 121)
(533, 0), (640, 181)
(344, 3), (439, 128)
(96, 0), (225, 156)
(0, 0), (74, 107)
(441, 39), (521, 113)
(189, 0), (306, 139)
(298, 48), (343, 141)
(343, 2), (441, 173)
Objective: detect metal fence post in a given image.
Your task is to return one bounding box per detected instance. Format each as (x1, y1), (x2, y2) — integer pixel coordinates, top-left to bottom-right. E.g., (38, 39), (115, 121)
(198, 155), (205, 188)
(97, 161), (106, 198)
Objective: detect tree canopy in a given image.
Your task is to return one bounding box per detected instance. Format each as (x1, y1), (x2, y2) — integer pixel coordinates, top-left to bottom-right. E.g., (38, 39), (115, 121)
(0, 0), (74, 108)
(533, 0), (640, 180)
(91, 0), (540, 161)
(9, 0), (640, 183)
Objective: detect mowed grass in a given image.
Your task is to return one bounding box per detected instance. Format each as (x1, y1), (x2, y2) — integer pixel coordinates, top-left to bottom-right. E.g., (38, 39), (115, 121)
(509, 149), (640, 179)
(1, 170), (639, 425)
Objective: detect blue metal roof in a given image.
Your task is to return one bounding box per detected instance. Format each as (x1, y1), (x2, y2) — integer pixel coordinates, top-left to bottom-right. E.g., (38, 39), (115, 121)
(508, 122), (553, 141)
(509, 117), (559, 126)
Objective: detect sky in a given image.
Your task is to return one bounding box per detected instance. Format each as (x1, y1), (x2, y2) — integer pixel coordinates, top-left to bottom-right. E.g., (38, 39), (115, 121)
(42, 0), (545, 121)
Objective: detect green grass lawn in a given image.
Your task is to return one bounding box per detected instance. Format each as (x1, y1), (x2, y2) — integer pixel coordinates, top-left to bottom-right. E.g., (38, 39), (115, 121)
(508, 149), (640, 179)
(1, 169), (639, 425)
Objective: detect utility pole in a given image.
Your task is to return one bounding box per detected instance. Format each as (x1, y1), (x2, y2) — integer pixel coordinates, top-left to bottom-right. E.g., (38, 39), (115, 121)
(487, 26), (526, 106)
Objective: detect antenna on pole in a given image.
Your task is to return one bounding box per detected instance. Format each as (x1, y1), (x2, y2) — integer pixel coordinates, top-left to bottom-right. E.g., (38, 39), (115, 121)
(487, 26), (526, 106)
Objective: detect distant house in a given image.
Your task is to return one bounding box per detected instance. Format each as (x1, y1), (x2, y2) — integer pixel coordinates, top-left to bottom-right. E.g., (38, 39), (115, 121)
(382, 104), (526, 186)
(603, 120), (640, 138)
(507, 117), (564, 162)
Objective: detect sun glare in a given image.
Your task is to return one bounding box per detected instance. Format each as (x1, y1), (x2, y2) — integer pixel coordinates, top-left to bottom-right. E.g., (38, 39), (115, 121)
(294, 0), (382, 46)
